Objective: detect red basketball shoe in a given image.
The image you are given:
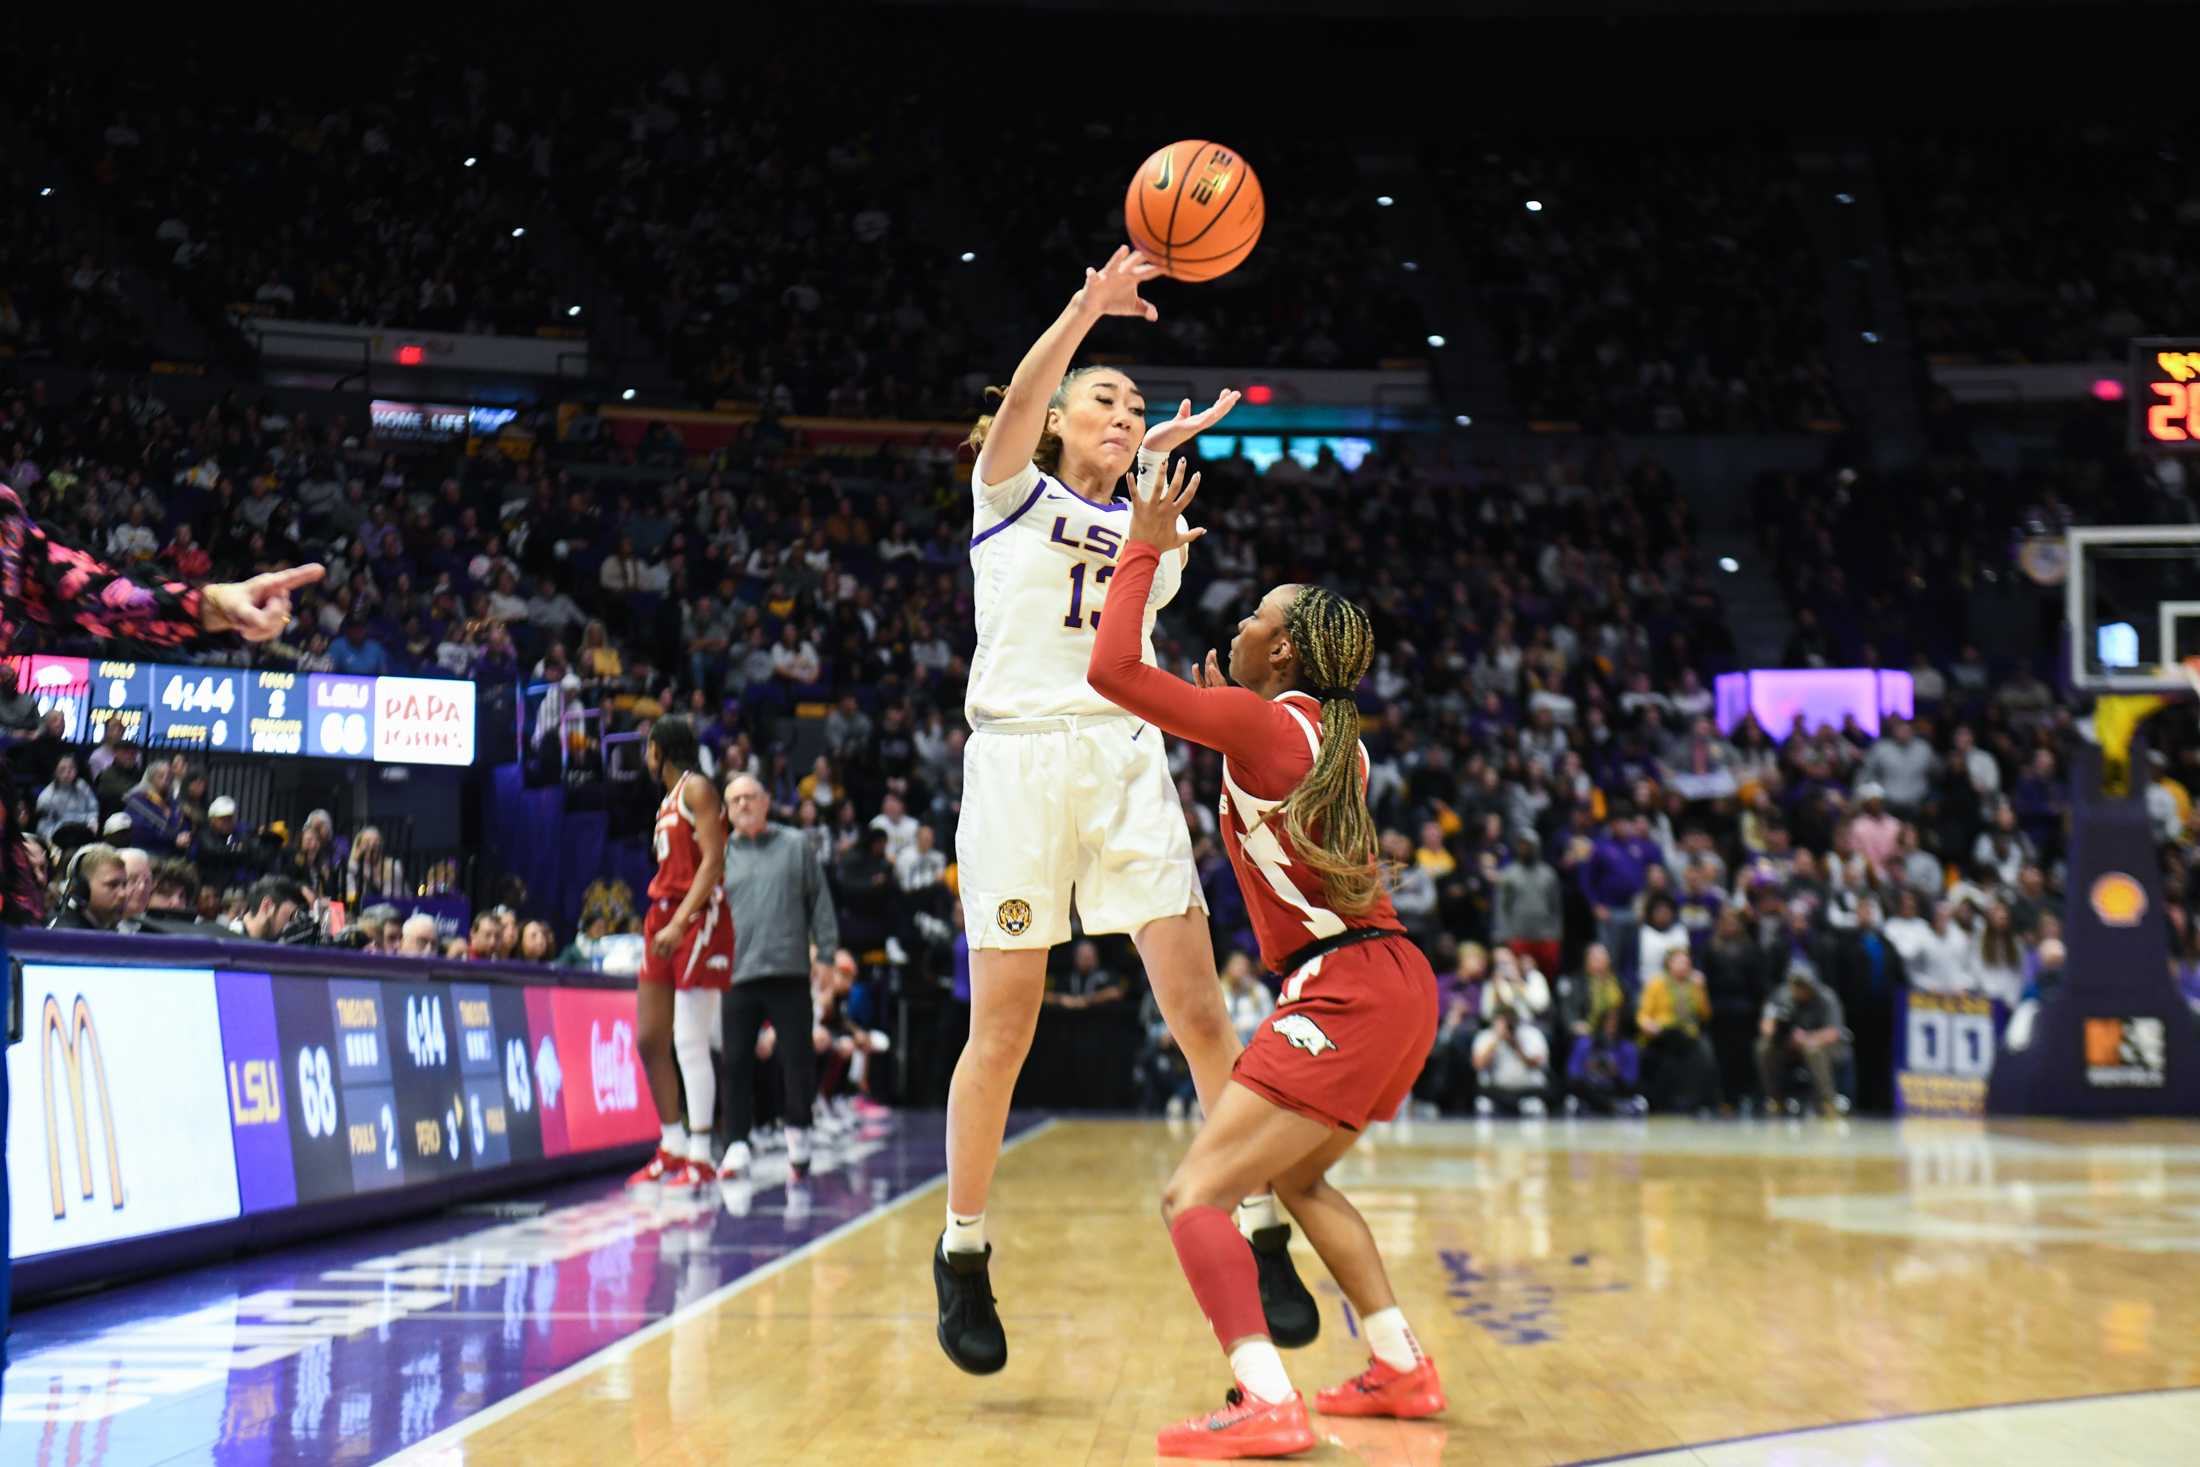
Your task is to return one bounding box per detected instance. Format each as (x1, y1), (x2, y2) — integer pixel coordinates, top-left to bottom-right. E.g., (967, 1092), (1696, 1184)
(1313, 1356), (1445, 1419)
(1154, 1384), (1316, 1459)
(625, 1148), (687, 1188)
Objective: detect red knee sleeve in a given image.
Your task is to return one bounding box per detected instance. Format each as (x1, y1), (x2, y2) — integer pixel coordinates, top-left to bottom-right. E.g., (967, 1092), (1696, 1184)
(1168, 1205), (1268, 1351)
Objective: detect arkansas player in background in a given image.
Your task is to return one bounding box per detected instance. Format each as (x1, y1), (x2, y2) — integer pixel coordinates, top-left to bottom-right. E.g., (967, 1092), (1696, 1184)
(631, 714), (736, 1188)
(1088, 459), (1444, 1459)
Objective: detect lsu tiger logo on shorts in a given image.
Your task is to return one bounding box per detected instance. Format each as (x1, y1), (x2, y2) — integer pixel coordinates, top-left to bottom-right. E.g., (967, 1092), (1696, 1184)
(995, 899), (1032, 936)
(1272, 1013), (1338, 1057)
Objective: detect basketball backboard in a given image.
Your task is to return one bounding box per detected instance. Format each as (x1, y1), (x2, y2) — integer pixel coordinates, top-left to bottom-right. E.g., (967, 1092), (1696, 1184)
(2066, 525), (2200, 693)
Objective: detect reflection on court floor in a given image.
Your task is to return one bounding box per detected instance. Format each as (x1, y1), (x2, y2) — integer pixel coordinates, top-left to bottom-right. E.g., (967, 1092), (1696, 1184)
(6, 1115), (2199, 1467)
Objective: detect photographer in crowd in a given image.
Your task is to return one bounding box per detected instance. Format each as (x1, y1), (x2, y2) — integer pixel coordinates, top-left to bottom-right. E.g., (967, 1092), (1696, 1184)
(225, 874), (311, 942)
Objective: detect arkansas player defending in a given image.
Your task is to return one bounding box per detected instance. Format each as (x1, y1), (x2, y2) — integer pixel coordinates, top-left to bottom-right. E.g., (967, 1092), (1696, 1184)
(629, 714), (736, 1188)
(936, 246), (1317, 1377)
(1091, 460), (1444, 1458)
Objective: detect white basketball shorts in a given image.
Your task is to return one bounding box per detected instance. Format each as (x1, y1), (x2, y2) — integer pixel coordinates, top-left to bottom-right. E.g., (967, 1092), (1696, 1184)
(957, 713), (1205, 951)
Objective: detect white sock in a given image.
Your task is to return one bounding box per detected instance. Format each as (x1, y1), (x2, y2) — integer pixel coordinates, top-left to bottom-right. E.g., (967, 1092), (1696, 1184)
(944, 1208), (986, 1254)
(786, 1125), (811, 1164)
(1362, 1307), (1423, 1372)
(1235, 1193), (1281, 1236)
(659, 1123), (683, 1155)
(1228, 1340), (1294, 1404)
(685, 1130), (714, 1165)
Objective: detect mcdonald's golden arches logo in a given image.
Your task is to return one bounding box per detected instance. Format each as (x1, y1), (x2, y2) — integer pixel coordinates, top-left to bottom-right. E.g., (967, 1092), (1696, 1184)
(42, 994), (122, 1219)
(2089, 872), (2148, 928)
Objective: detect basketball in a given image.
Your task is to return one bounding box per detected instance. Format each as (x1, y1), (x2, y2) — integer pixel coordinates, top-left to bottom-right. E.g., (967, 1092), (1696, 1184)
(1124, 140), (1264, 283)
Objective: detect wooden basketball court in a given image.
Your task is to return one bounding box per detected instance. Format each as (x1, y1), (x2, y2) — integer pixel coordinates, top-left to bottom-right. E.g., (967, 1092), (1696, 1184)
(383, 1115), (2200, 1466)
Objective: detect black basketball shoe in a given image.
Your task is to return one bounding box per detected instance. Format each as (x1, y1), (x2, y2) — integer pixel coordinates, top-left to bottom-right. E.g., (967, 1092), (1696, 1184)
(934, 1234), (1008, 1375)
(1250, 1224), (1320, 1348)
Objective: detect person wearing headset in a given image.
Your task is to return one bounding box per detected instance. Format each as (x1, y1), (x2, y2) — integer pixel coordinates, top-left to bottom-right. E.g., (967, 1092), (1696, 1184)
(46, 843), (131, 931)
(0, 475), (323, 1370)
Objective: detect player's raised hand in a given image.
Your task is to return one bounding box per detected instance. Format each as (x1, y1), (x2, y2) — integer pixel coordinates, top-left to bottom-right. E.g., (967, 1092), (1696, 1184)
(1198, 649), (1230, 689)
(1071, 245), (1160, 322)
(1127, 456), (1205, 555)
(1140, 387), (1241, 457)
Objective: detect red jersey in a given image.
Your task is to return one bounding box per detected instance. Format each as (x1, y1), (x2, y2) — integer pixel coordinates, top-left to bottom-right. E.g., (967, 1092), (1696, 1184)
(1088, 542), (1401, 974)
(648, 771), (708, 902)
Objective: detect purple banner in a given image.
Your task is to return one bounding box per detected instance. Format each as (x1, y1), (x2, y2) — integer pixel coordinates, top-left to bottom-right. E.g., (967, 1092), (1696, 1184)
(388, 893), (472, 942)
(215, 972), (298, 1214)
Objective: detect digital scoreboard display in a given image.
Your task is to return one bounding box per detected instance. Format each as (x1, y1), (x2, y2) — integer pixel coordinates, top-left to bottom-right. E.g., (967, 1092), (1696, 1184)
(2129, 338), (2200, 454)
(7, 659), (475, 765)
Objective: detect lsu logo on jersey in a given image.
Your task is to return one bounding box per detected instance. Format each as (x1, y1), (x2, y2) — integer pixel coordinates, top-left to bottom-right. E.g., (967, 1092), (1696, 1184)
(996, 899), (1033, 937)
(1272, 1013), (1338, 1057)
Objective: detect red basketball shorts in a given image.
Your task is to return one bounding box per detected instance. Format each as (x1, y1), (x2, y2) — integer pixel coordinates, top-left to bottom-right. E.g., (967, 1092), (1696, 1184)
(1232, 935), (1438, 1131)
(638, 888), (736, 989)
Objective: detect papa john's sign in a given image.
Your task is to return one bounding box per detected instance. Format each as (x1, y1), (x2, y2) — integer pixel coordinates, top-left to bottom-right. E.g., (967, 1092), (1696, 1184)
(7, 966), (242, 1259)
(372, 676), (476, 767)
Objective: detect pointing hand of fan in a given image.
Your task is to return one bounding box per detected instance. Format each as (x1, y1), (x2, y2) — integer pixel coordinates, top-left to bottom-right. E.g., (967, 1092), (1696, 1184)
(199, 563), (327, 642)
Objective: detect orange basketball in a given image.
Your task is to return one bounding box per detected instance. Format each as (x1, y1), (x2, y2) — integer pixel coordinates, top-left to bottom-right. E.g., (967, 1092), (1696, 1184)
(1124, 140), (1263, 283)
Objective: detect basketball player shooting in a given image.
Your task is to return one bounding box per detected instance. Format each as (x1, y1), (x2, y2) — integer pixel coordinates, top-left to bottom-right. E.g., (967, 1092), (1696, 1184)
(936, 246), (1318, 1377)
(1090, 458), (1445, 1457)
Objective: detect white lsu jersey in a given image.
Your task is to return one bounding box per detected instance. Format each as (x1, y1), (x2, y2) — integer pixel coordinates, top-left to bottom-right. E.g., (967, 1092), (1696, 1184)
(965, 460), (1187, 724)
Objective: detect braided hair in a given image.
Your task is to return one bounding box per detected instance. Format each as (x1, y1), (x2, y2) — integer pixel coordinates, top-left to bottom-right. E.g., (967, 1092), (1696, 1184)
(1268, 585), (1381, 914)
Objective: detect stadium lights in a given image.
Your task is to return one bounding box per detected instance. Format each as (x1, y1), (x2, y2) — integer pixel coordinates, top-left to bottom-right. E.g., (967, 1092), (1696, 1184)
(1402, 260), (1419, 271)
(1525, 199), (1543, 212)
(464, 156), (477, 168)
(1834, 192), (1854, 204)
(1426, 334), (1447, 349)
(960, 252), (976, 262)
(1861, 330), (1880, 344)
(38, 186), (53, 197)
(1376, 195), (1395, 207)
(567, 305), (582, 317)
(1719, 557), (1739, 573)
(511, 227), (526, 238)
(1454, 415), (1472, 427)
(621, 388), (636, 401)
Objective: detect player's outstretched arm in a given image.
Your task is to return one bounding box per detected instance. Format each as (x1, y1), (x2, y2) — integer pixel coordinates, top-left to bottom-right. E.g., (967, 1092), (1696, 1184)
(975, 246), (1158, 488)
(1088, 458), (1272, 763)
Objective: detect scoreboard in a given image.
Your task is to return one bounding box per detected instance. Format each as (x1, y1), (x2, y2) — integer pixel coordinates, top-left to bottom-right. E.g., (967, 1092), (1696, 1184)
(13, 657), (473, 765)
(2129, 338), (2200, 454)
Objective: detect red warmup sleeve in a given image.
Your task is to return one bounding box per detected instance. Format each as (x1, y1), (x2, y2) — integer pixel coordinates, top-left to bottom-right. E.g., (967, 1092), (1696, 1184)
(1087, 540), (1285, 772)
(0, 486), (206, 649)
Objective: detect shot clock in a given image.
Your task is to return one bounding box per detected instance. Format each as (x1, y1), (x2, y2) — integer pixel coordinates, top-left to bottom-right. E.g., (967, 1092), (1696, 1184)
(2130, 338), (2200, 453)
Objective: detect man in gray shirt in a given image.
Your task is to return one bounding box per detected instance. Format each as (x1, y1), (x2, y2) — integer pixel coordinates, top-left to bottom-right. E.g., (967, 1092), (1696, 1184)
(1493, 833), (1564, 973)
(720, 773), (840, 1179)
(1860, 718), (1937, 819)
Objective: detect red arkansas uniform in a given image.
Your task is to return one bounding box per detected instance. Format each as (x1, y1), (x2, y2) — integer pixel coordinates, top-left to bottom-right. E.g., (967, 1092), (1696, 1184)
(1088, 542), (1437, 1129)
(640, 771), (735, 989)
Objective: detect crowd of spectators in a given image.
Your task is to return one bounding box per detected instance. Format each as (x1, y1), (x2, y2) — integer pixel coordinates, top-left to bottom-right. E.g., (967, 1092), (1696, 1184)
(23, 50), (570, 343)
(0, 166), (151, 370)
(26, 331), (2198, 1115)
(1427, 137), (1843, 433)
(20, 32), (1434, 423)
(1881, 126), (2200, 366)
